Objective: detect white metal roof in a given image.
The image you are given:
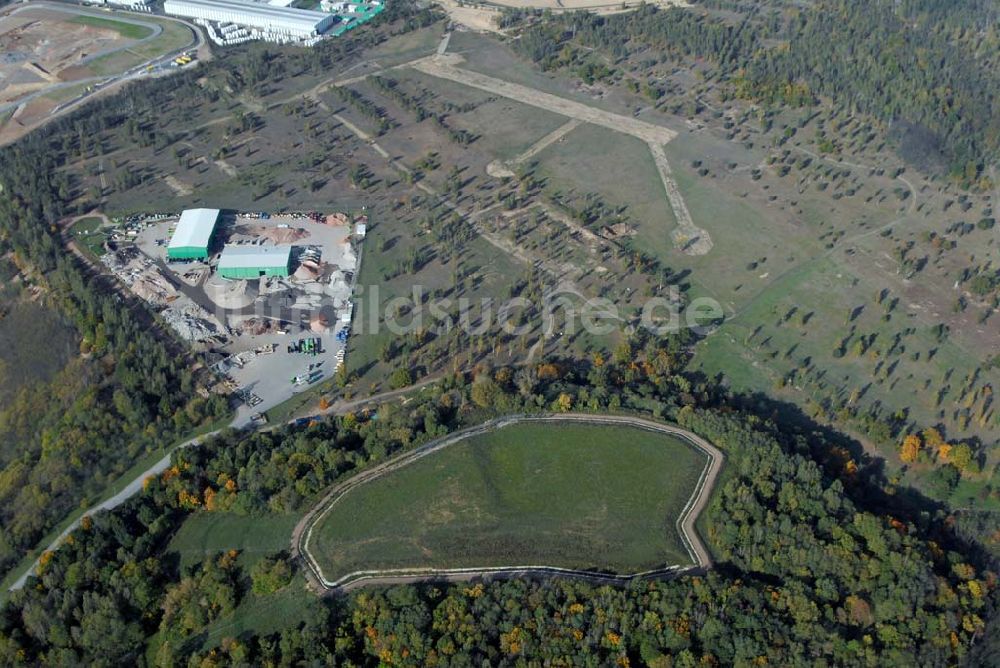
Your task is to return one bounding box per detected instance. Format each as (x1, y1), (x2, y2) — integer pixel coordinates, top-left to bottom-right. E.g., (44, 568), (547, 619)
(218, 245), (292, 269)
(168, 208), (220, 250)
(164, 0), (335, 34)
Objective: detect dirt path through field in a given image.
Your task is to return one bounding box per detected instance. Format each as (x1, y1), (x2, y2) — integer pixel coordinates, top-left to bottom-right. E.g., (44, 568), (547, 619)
(649, 142), (713, 254)
(412, 54), (677, 144)
(410, 53), (713, 256)
(487, 118), (581, 177)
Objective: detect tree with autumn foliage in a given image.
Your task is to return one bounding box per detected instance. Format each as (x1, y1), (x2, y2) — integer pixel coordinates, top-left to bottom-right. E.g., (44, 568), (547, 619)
(900, 433), (922, 463)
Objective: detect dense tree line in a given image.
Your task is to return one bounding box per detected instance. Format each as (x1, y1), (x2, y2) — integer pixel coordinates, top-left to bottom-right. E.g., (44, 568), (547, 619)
(0, 339), (995, 664)
(0, 393), (457, 664)
(0, 2), (995, 662)
(508, 0), (1000, 182)
(0, 145), (229, 578)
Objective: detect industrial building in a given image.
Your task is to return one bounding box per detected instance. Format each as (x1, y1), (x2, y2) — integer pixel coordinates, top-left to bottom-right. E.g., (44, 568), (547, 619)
(163, 0), (335, 38)
(84, 0), (153, 10)
(218, 245), (293, 279)
(167, 208), (220, 260)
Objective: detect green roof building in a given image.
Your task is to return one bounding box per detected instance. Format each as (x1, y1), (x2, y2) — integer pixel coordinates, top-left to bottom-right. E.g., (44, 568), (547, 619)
(167, 208), (220, 260)
(218, 245), (293, 279)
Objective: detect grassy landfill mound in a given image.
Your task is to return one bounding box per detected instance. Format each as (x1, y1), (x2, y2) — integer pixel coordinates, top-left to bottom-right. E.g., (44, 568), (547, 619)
(69, 14), (154, 40)
(311, 420), (706, 581)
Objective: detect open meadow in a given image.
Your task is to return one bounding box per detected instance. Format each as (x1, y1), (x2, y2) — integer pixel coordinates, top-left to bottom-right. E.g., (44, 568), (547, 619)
(310, 420), (707, 580)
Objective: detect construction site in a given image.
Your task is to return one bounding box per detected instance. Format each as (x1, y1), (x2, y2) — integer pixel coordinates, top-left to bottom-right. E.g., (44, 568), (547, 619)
(0, 2), (199, 146)
(97, 207), (364, 425)
(0, 6), (135, 108)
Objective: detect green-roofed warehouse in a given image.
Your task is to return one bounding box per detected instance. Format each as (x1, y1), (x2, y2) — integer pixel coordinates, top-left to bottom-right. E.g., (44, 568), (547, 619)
(218, 245), (293, 279)
(167, 208), (220, 260)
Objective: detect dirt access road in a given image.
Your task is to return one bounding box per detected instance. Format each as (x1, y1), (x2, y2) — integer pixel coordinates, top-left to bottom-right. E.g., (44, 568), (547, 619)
(413, 53), (677, 145)
(410, 52), (713, 255)
(292, 412), (724, 593)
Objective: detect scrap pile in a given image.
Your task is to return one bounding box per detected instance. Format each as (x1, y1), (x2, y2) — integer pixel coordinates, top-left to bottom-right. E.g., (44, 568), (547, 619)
(102, 247), (178, 305)
(161, 303), (222, 342)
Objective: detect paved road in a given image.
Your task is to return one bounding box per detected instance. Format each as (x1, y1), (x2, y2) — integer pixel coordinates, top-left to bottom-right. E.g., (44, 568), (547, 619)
(0, 1), (205, 145)
(292, 413), (724, 593)
(8, 430), (216, 590)
(0, 4), (166, 116)
(6, 374), (448, 592)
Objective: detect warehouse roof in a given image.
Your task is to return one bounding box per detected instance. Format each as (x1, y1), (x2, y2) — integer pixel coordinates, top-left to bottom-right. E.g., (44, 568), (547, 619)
(218, 245), (293, 269)
(169, 209), (220, 251)
(164, 0), (334, 32)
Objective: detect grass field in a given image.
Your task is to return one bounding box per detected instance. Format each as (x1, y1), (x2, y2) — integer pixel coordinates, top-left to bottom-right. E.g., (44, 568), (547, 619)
(0, 300), (77, 406)
(144, 573), (320, 662)
(69, 216), (108, 261)
(187, 575), (317, 650)
(148, 511), (316, 659)
(69, 14), (153, 40)
(363, 23), (442, 66)
(167, 512), (299, 571)
(347, 227), (526, 387)
(85, 17), (193, 77)
(311, 421), (706, 580)
(695, 250), (1000, 471)
(535, 122), (673, 245)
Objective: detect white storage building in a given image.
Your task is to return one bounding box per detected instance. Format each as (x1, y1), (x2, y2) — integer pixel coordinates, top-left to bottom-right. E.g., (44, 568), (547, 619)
(163, 0), (335, 38)
(168, 208), (220, 260)
(218, 245), (293, 279)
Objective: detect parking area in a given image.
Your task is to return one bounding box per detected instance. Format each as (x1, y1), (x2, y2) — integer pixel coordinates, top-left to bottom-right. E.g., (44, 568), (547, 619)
(214, 329), (347, 427)
(98, 208), (363, 425)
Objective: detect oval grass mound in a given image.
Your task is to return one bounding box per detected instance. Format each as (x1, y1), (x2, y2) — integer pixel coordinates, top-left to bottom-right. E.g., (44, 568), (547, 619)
(310, 420), (707, 582)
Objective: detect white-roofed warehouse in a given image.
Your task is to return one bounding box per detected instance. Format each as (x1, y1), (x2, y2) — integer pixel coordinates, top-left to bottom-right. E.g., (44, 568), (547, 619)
(218, 245), (293, 279)
(163, 0), (335, 37)
(167, 208), (220, 260)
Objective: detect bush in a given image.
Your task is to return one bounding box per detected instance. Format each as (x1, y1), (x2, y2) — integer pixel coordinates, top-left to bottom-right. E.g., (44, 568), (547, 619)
(389, 367), (413, 389)
(250, 555), (294, 595)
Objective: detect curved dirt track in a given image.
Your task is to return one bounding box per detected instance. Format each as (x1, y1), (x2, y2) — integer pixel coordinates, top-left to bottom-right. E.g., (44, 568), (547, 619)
(292, 413), (724, 593)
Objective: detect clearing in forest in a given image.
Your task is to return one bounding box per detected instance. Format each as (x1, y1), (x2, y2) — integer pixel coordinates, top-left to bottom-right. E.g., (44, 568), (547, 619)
(306, 418), (709, 587)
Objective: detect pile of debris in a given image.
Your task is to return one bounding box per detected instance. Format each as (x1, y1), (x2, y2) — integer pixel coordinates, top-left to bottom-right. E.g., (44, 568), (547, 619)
(327, 269), (352, 303)
(162, 303), (221, 342)
(102, 247), (177, 305)
(237, 317), (281, 336)
(235, 224), (310, 245)
(599, 222), (637, 240)
(340, 242), (357, 269)
(294, 259), (322, 282)
(204, 275), (256, 309)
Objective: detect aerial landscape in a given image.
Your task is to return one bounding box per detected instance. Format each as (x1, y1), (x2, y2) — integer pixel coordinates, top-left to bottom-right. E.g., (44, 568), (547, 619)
(0, 0), (998, 664)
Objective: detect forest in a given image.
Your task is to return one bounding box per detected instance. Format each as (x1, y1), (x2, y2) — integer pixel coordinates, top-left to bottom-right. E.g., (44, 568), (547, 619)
(507, 0), (1000, 183)
(0, 344), (995, 665)
(0, 149), (228, 580)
